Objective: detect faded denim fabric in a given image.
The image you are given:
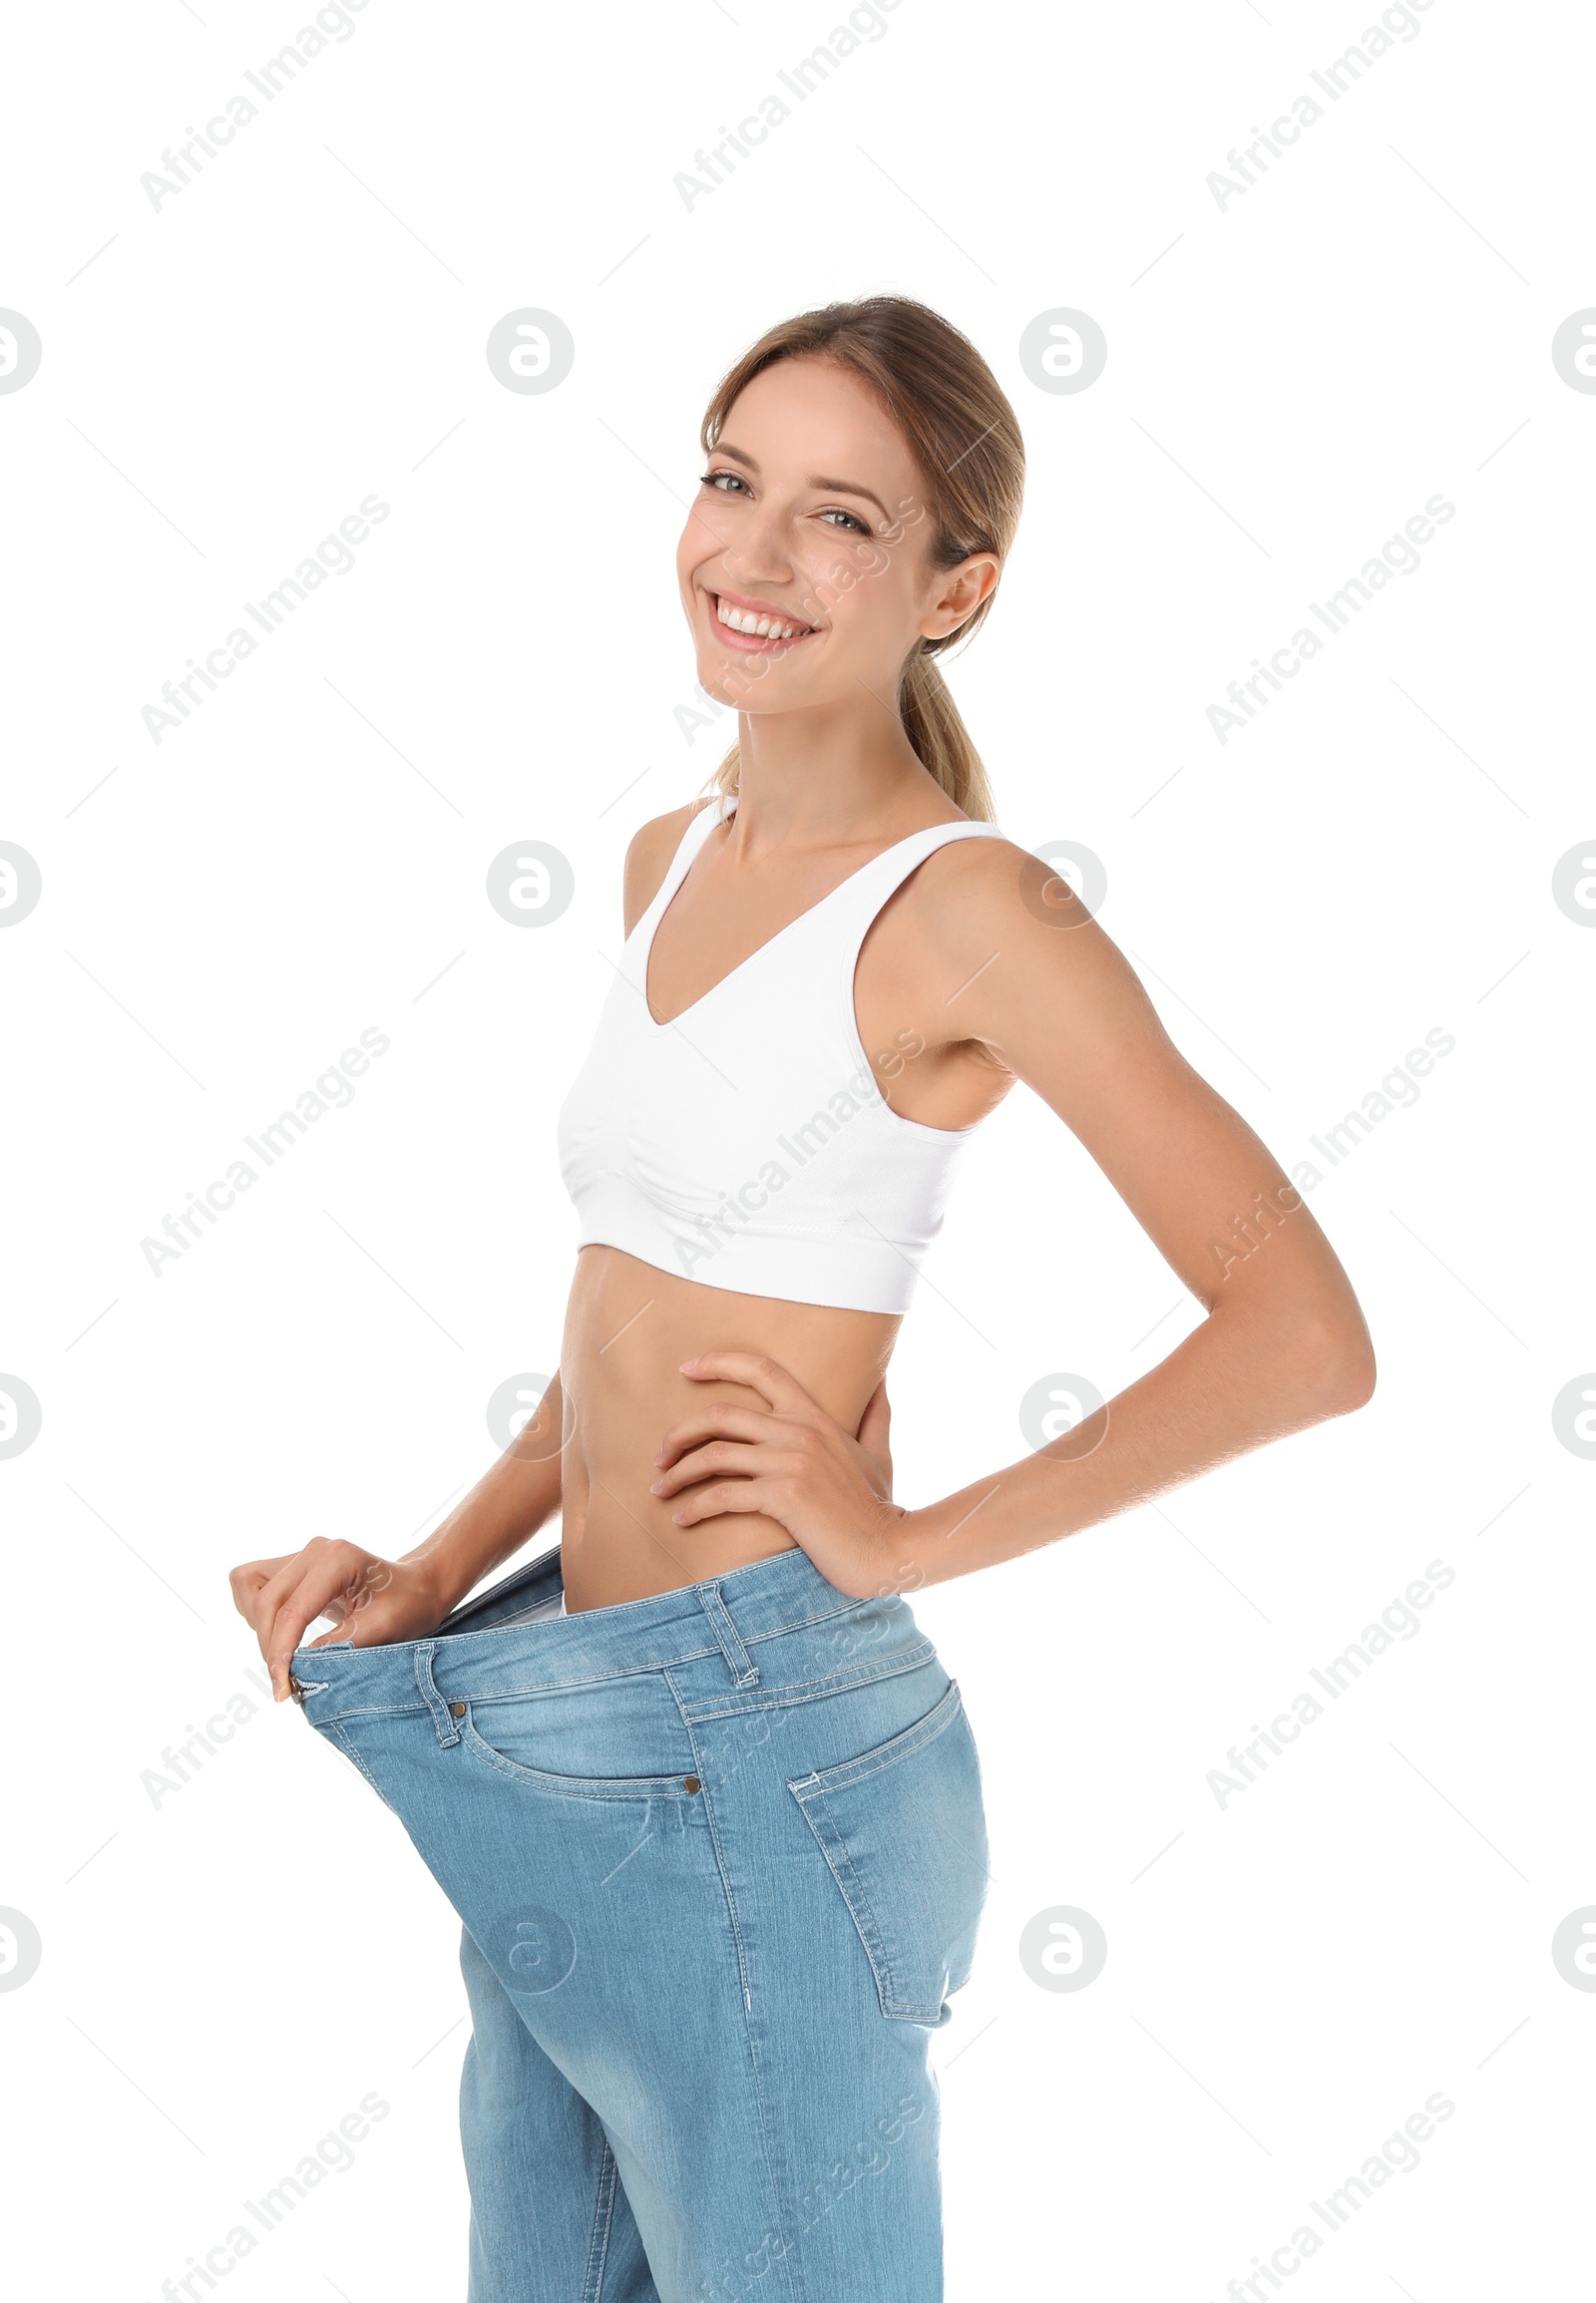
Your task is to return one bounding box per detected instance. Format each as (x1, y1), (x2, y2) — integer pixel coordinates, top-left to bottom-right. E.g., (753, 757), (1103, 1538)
(291, 1544), (989, 2303)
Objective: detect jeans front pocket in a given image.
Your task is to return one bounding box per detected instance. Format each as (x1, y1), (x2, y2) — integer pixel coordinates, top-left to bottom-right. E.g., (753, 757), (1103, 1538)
(788, 1679), (990, 2024)
(457, 1705), (701, 1804)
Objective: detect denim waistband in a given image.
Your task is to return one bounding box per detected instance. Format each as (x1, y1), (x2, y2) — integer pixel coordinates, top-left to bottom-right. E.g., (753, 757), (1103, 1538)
(288, 1544), (923, 1727)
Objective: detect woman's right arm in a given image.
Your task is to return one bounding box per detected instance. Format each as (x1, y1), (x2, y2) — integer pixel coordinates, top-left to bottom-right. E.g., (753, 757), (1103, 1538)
(229, 1371), (567, 1702)
(234, 810), (702, 1695)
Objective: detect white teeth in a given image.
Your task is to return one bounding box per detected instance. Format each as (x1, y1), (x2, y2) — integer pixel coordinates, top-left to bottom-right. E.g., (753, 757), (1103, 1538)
(716, 596), (807, 640)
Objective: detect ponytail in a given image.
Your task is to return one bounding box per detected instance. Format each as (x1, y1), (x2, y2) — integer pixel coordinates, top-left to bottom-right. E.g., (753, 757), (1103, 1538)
(897, 647), (997, 823)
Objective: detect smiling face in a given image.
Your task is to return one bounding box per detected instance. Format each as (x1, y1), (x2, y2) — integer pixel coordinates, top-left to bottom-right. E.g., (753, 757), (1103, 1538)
(676, 355), (998, 717)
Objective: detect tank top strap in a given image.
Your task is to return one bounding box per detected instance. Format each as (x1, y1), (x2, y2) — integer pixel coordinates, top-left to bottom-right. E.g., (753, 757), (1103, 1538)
(633, 795), (726, 942)
(830, 818), (1007, 951)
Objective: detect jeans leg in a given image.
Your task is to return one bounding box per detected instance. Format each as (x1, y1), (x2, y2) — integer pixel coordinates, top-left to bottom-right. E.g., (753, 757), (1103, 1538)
(459, 1922), (660, 2302)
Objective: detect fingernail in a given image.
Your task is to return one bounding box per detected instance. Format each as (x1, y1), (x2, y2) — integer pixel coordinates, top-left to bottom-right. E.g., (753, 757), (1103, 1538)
(649, 1480), (663, 1494)
(679, 1357), (697, 1371)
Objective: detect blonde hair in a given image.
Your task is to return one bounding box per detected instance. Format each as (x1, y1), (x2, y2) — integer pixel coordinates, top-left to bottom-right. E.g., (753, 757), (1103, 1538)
(697, 296), (1025, 824)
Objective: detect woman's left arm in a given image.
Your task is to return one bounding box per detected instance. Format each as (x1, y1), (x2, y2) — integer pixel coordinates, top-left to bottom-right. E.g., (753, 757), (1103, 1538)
(652, 842), (1377, 1598)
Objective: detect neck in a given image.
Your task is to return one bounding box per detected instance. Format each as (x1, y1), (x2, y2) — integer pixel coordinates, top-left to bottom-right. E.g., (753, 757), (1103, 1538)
(728, 691), (946, 854)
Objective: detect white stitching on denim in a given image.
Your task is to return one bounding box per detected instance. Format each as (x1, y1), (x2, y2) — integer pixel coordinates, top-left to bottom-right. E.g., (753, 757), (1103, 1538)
(680, 1644), (937, 1726)
(415, 1641), (464, 1746)
(297, 1602), (909, 1721)
(668, 1688), (804, 2303)
(296, 1700), (433, 1726)
(697, 1579), (761, 1688)
(800, 1801), (909, 2017)
(306, 1650), (921, 1727)
(788, 1682), (963, 1800)
(455, 1714), (696, 1802)
(326, 1721), (387, 1801)
(583, 2138), (619, 2303)
(785, 1681), (970, 2022)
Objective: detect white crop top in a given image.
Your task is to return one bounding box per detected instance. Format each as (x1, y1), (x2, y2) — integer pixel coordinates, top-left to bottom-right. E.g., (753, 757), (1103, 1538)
(557, 794), (1006, 1314)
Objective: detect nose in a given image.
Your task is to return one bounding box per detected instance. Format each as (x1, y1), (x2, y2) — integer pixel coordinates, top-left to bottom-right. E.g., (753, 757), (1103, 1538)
(713, 495), (799, 594)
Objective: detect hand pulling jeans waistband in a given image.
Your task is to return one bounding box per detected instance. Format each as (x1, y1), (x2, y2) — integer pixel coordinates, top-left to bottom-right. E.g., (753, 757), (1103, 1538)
(288, 1543), (918, 1722)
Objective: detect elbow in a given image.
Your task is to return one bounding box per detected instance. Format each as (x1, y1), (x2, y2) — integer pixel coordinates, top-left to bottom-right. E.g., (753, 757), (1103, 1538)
(1289, 1315), (1378, 1419)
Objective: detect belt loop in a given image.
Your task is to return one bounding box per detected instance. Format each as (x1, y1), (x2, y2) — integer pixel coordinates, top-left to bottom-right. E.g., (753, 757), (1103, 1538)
(696, 1581), (759, 1689)
(415, 1642), (462, 1745)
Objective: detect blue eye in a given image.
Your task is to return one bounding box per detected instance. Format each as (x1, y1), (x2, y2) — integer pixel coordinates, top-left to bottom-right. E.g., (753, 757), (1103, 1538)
(698, 473), (873, 538)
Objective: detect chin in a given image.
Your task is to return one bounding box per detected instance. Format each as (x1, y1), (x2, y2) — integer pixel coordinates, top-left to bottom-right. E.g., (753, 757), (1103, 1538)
(695, 655), (790, 707)
(694, 658), (744, 709)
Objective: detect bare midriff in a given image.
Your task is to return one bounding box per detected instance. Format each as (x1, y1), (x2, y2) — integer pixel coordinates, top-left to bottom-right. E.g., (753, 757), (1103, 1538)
(556, 1243), (901, 1611)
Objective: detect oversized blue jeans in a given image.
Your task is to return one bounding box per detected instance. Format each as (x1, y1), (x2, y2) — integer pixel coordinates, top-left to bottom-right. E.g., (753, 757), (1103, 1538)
(289, 1544), (990, 2303)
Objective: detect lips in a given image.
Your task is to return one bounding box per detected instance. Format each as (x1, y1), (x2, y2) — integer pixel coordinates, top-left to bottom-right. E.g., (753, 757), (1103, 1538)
(707, 588), (819, 654)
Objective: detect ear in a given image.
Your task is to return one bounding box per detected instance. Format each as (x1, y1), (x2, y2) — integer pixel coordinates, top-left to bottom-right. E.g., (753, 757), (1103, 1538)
(919, 553), (1000, 642)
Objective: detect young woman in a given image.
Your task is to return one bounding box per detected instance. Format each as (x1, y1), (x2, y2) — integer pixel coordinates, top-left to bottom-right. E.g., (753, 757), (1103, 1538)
(231, 297), (1375, 2303)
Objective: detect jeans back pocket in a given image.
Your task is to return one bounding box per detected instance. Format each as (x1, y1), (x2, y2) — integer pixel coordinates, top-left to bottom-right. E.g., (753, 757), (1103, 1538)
(788, 1679), (990, 2024)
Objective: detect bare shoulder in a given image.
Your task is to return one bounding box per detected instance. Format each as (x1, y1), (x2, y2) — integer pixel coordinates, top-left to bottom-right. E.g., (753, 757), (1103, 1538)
(893, 823), (1146, 1046)
(902, 823), (1058, 943)
(622, 797), (716, 937)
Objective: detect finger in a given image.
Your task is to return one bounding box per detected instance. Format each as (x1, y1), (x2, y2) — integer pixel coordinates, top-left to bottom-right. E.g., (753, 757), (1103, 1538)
(228, 1555), (296, 1627)
(230, 1553), (295, 1589)
(250, 1547), (338, 1640)
(651, 1438), (793, 1498)
(654, 1403), (776, 1469)
(262, 1558), (373, 1699)
(670, 1477), (778, 1528)
(302, 1567), (403, 1649)
(251, 1540), (382, 1656)
(678, 1351), (821, 1420)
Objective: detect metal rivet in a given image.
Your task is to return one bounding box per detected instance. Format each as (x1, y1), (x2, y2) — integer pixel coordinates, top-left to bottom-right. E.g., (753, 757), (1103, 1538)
(682, 1775), (701, 1793)
(449, 1702), (467, 1719)
(287, 1673), (303, 1705)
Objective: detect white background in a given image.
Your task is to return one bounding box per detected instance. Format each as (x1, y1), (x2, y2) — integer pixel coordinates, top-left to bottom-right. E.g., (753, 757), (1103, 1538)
(3, 0), (1591, 2296)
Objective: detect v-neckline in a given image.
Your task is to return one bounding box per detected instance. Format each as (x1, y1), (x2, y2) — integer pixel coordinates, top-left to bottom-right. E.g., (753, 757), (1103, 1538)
(640, 801), (960, 1033)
